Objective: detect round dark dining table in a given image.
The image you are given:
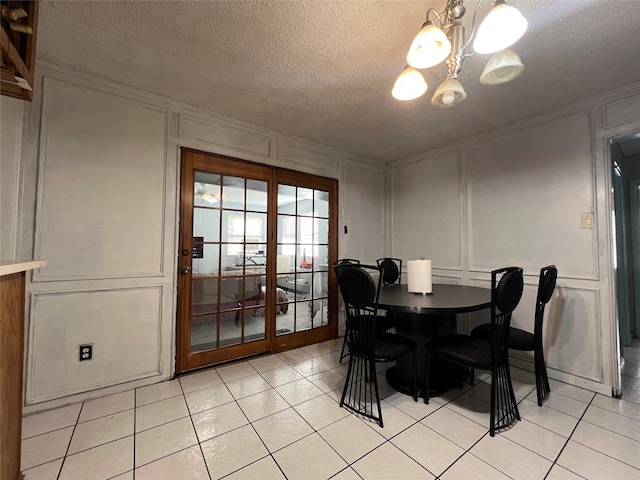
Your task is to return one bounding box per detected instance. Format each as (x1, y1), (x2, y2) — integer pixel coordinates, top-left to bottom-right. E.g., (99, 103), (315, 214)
(377, 283), (491, 398)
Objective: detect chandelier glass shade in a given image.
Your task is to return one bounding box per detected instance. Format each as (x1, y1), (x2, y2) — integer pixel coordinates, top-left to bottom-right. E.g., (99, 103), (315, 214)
(473, 1), (528, 54)
(392, 0), (528, 106)
(431, 78), (467, 108)
(406, 21), (452, 69)
(392, 66), (428, 101)
(479, 48), (524, 85)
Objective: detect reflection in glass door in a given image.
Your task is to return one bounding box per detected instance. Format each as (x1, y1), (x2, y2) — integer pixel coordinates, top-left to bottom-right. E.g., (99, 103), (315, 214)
(275, 185), (330, 337)
(190, 173), (269, 353)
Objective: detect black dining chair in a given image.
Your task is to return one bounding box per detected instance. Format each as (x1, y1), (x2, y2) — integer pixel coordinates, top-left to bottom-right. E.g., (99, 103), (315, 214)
(375, 257), (402, 335)
(424, 266), (524, 437)
(336, 258), (396, 362)
(334, 259), (360, 362)
(471, 265), (557, 406)
(334, 263), (418, 427)
(335, 258), (361, 266)
(376, 258), (402, 287)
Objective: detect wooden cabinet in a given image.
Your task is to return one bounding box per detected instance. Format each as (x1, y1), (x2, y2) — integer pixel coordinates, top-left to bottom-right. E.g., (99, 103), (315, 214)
(0, 260), (46, 480)
(1, 0), (38, 101)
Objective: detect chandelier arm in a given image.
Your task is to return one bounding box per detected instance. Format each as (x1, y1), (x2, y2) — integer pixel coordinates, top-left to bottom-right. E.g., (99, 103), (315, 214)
(425, 8), (445, 27)
(460, 0), (485, 51)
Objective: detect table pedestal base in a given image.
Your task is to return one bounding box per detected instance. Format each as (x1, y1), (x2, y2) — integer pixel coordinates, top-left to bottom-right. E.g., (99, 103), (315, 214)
(387, 312), (470, 398)
(386, 361), (470, 398)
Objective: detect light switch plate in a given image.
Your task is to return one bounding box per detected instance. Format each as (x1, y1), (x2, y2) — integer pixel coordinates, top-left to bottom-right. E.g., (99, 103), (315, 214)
(581, 212), (594, 229)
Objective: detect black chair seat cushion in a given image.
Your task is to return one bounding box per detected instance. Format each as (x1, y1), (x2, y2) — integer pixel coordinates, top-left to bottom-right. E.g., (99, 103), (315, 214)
(471, 323), (534, 351)
(426, 334), (492, 369)
(374, 332), (417, 361)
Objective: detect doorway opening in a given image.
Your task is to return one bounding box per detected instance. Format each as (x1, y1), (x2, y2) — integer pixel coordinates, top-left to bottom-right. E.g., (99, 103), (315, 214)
(610, 133), (640, 399)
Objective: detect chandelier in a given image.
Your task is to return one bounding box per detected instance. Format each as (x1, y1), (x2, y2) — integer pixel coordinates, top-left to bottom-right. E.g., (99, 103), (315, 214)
(198, 183), (224, 204)
(392, 0), (528, 107)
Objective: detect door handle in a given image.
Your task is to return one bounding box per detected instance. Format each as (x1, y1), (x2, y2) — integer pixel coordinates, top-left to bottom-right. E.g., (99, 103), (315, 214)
(181, 266), (192, 275)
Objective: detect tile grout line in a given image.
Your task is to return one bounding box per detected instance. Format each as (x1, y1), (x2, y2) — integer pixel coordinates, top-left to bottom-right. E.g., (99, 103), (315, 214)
(180, 377), (215, 480)
(56, 401), (85, 480)
(132, 388), (137, 480)
(28, 344), (639, 480)
(427, 379), (545, 480)
(542, 391), (597, 480)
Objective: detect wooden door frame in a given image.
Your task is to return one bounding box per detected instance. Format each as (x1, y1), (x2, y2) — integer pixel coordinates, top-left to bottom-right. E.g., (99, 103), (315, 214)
(177, 150), (273, 372)
(270, 168), (339, 352)
(630, 179), (640, 337)
(177, 148), (339, 372)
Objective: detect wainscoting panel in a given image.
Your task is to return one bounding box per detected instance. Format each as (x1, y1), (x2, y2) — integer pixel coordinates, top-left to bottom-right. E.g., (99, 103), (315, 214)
(341, 159), (385, 263)
(179, 114), (272, 159)
(277, 141), (338, 173)
(34, 78), (168, 281)
(27, 286), (163, 403)
(431, 274), (462, 285)
(0, 97), (22, 260)
(391, 151), (462, 269)
(469, 278), (601, 382)
(468, 113), (597, 279)
(603, 94), (640, 129)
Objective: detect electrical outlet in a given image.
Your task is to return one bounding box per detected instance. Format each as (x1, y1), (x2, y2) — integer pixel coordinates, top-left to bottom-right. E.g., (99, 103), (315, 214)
(79, 344), (93, 361)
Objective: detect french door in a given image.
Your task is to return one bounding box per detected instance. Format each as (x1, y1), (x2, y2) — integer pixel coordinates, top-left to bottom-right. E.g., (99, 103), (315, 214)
(177, 149), (338, 372)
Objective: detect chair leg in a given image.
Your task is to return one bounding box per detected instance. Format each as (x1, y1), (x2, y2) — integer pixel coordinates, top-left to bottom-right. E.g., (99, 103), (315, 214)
(469, 368), (475, 386)
(339, 352), (385, 428)
(534, 346), (551, 406)
(339, 326), (350, 363)
(368, 358), (376, 382)
(423, 352), (431, 404)
(412, 351), (418, 402)
(339, 350), (355, 409)
(371, 358), (384, 428)
(490, 363), (520, 437)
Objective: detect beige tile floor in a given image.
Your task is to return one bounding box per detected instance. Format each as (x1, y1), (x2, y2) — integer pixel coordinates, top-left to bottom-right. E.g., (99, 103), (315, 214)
(21, 338), (640, 480)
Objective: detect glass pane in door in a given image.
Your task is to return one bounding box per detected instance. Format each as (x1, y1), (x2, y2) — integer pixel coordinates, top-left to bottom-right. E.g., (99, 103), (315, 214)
(275, 184), (330, 335)
(190, 172), (268, 353)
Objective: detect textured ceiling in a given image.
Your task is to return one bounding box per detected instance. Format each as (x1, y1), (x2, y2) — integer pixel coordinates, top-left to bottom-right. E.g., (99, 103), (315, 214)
(37, 0), (640, 163)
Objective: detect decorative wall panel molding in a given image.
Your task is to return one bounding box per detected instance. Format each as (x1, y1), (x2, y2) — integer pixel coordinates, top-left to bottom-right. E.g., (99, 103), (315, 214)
(27, 286), (164, 404)
(277, 141), (338, 173)
(342, 160), (385, 263)
(391, 151), (462, 269)
(603, 94), (640, 129)
(431, 275), (461, 285)
(468, 113), (597, 279)
(0, 97), (22, 260)
(470, 278), (601, 382)
(34, 77), (168, 281)
(179, 115), (272, 159)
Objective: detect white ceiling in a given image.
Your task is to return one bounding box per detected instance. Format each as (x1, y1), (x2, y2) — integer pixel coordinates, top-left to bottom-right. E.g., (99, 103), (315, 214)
(37, 0), (640, 163)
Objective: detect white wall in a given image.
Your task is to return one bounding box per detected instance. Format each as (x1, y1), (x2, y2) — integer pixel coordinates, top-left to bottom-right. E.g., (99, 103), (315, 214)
(14, 63), (385, 411)
(0, 96), (23, 260)
(389, 83), (640, 395)
(25, 76), (176, 406)
(341, 159), (386, 265)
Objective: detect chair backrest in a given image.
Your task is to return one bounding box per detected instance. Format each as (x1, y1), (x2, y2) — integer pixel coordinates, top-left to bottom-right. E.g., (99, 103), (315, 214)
(376, 257), (402, 286)
(334, 258), (361, 266)
(491, 266), (524, 365)
(333, 263), (382, 356)
(534, 265), (557, 339)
